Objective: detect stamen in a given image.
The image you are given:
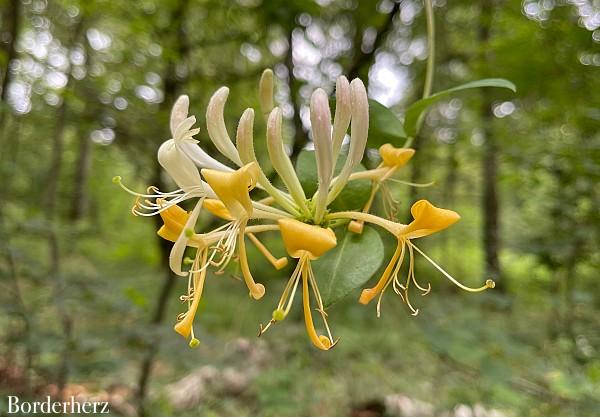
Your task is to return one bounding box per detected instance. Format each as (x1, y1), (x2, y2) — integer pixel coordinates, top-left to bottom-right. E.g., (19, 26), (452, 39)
(301, 257), (333, 350)
(407, 244), (431, 295)
(381, 183), (400, 221)
(348, 183), (379, 234)
(174, 250), (208, 340)
(308, 263), (336, 344)
(238, 219), (266, 300)
(386, 178), (435, 187)
(247, 232), (288, 270)
(359, 242), (404, 305)
(258, 320), (275, 336)
(408, 241), (495, 292)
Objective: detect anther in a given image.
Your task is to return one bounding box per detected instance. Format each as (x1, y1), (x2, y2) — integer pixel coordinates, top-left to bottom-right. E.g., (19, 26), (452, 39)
(189, 338), (201, 348)
(348, 220), (364, 234)
(112, 175), (122, 184)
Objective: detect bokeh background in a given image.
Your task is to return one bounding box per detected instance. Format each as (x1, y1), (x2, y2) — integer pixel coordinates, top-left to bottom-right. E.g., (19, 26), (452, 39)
(0, 0), (599, 416)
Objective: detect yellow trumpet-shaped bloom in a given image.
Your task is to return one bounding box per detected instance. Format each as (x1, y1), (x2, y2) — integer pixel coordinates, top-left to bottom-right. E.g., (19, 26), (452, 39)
(359, 200), (494, 316)
(200, 163), (265, 300)
(347, 144), (419, 234)
(157, 203), (205, 248)
(260, 219), (338, 351)
(174, 248), (208, 347)
(379, 144), (415, 168)
(400, 199), (460, 239)
(203, 198), (287, 270)
(278, 218), (337, 260)
(157, 203), (189, 242)
(203, 198), (234, 221)
(202, 162), (259, 219)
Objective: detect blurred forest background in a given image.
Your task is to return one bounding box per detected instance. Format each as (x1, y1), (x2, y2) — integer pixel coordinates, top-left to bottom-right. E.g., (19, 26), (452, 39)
(0, 0), (599, 416)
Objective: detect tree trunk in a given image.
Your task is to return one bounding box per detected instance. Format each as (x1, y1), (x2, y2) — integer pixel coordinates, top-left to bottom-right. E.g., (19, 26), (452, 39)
(135, 2), (190, 415)
(70, 35), (94, 221)
(0, 0), (21, 127)
(70, 125), (93, 220)
(478, 0), (503, 288)
(0, 0), (19, 101)
(287, 30), (308, 162)
(44, 18), (87, 398)
(347, 1), (400, 81)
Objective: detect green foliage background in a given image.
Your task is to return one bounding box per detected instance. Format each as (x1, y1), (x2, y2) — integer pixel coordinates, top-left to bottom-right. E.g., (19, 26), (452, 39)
(0, 0), (599, 416)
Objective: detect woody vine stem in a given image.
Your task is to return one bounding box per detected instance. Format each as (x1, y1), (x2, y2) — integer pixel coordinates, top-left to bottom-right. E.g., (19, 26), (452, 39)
(404, 0), (435, 148)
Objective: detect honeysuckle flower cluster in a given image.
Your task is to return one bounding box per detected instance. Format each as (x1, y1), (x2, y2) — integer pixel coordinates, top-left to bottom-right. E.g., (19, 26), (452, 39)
(115, 69), (494, 351)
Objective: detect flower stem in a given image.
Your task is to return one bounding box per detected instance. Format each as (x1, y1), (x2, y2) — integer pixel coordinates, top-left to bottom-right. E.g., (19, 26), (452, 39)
(404, 0), (435, 148)
(422, 0), (435, 100)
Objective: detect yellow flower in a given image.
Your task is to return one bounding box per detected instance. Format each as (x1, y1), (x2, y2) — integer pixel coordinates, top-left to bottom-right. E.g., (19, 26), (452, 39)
(156, 202), (206, 248)
(347, 144), (419, 233)
(200, 162), (266, 300)
(260, 218), (338, 351)
(202, 162), (259, 219)
(358, 200), (494, 316)
(203, 198), (234, 221)
(154, 202), (209, 347)
(379, 144), (415, 168)
(203, 198), (288, 270)
(173, 247), (209, 348)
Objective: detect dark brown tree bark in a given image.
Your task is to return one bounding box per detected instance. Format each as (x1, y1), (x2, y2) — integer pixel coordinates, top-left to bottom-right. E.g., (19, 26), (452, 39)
(479, 0), (503, 288)
(347, 1), (400, 82)
(44, 18), (87, 398)
(136, 2), (190, 415)
(0, 0), (19, 102)
(70, 36), (94, 221)
(70, 127), (93, 220)
(287, 30), (308, 162)
(288, 2), (400, 161)
(0, 0), (20, 128)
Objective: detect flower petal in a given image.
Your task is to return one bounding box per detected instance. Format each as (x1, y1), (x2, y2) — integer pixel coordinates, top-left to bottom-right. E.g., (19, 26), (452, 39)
(170, 95), (189, 137)
(267, 108), (309, 213)
(401, 200), (460, 239)
(310, 88), (333, 223)
(169, 199), (204, 276)
(157, 140), (202, 192)
(206, 87), (243, 166)
(278, 218), (337, 260)
(327, 78), (369, 204)
(332, 76), (351, 159)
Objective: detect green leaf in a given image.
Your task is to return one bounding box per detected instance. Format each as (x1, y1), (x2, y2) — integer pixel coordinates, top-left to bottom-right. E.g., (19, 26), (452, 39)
(404, 78), (517, 137)
(314, 226), (384, 307)
(295, 150), (371, 212)
(368, 99), (407, 146)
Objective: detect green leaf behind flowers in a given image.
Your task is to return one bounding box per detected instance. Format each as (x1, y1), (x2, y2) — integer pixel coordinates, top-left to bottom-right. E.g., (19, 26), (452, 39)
(314, 226), (384, 307)
(404, 78), (517, 137)
(368, 99), (408, 146)
(295, 150), (371, 212)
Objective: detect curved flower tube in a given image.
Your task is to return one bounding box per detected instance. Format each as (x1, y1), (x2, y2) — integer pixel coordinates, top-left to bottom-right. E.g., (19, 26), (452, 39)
(201, 162), (265, 299)
(266, 108), (310, 215)
(236, 108), (300, 215)
(206, 87), (243, 167)
(327, 78), (369, 204)
(260, 219), (338, 351)
(327, 200), (494, 316)
(310, 88), (334, 224)
(346, 143), (419, 233)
